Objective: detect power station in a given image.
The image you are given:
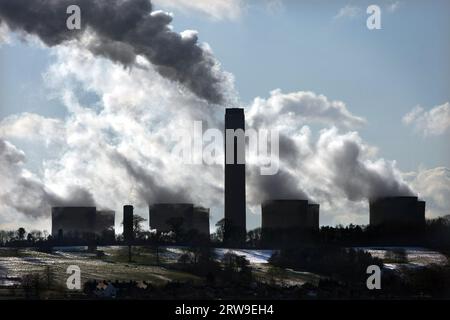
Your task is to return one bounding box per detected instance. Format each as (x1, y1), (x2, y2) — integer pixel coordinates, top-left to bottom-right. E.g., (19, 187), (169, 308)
(48, 108), (432, 248)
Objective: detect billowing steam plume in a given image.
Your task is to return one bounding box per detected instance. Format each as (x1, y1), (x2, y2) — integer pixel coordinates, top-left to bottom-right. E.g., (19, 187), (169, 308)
(0, 139), (95, 218)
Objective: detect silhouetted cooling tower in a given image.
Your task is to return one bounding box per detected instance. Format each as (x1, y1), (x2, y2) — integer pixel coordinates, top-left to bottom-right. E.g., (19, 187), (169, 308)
(191, 206), (210, 237)
(123, 205), (134, 242)
(307, 203), (320, 230)
(51, 207), (96, 239)
(369, 196), (426, 229)
(261, 200), (319, 246)
(224, 108), (246, 245)
(149, 203), (210, 237)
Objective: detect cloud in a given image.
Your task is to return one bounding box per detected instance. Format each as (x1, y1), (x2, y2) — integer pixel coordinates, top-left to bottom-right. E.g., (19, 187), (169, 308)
(402, 102), (450, 136)
(312, 127), (414, 201)
(152, 0), (243, 21)
(247, 89), (366, 131)
(406, 167), (450, 219)
(0, 0), (235, 104)
(33, 44), (225, 220)
(246, 89), (415, 222)
(334, 5), (362, 20)
(0, 139), (95, 220)
(0, 19), (10, 44)
(247, 166), (309, 205)
(0, 113), (66, 146)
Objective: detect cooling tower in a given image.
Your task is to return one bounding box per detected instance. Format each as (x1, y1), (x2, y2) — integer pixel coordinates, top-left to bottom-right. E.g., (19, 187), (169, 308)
(51, 207), (96, 239)
(149, 203), (210, 237)
(369, 196), (425, 228)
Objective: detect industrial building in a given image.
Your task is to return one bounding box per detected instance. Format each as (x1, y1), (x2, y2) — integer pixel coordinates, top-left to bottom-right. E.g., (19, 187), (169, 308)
(51, 207), (96, 239)
(224, 108), (246, 245)
(369, 196), (426, 229)
(149, 203), (210, 237)
(261, 200), (320, 246)
(52, 207), (116, 240)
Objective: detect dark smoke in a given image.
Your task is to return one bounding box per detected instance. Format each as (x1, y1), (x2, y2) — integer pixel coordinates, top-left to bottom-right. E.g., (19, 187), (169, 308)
(278, 134), (300, 167)
(247, 166), (309, 204)
(1, 179), (96, 218)
(111, 151), (191, 204)
(0, 0), (228, 104)
(326, 138), (414, 201)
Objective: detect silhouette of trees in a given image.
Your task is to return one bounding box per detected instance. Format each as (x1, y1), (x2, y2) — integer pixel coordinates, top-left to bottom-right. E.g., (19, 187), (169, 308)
(133, 215), (147, 239)
(212, 218), (225, 243)
(270, 246), (383, 283)
(17, 227), (26, 241)
(246, 227), (262, 248)
(166, 216), (185, 242)
(222, 252), (252, 284)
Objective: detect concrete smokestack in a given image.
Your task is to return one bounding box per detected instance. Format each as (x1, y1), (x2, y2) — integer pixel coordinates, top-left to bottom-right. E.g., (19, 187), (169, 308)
(123, 205), (134, 242)
(224, 108), (246, 245)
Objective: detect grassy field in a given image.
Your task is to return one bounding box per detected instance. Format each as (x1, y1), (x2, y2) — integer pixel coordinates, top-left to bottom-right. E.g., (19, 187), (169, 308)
(0, 246), (203, 299)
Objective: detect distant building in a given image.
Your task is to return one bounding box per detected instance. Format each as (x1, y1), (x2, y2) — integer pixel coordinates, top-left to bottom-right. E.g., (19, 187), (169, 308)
(123, 205), (134, 242)
(149, 203), (210, 237)
(95, 210), (115, 238)
(224, 108), (246, 245)
(261, 200), (320, 246)
(51, 207), (96, 239)
(369, 196), (425, 229)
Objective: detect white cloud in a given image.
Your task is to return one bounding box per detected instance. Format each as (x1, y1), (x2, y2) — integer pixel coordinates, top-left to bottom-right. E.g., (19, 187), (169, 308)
(407, 167), (450, 219)
(152, 0), (243, 21)
(247, 89), (366, 131)
(402, 102), (450, 136)
(0, 113), (65, 146)
(334, 5), (362, 20)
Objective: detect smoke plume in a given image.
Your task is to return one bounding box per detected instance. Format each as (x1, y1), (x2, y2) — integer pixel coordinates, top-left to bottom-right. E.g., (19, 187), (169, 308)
(0, 0), (231, 104)
(0, 139), (96, 218)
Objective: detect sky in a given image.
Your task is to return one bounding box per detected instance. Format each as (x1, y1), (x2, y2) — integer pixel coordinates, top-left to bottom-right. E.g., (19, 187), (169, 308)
(0, 0), (449, 233)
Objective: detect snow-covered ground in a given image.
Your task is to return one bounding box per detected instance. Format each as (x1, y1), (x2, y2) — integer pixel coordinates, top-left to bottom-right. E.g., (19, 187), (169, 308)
(163, 247), (275, 264)
(355, 247), (448, 269)
(213, 248), (275, 264)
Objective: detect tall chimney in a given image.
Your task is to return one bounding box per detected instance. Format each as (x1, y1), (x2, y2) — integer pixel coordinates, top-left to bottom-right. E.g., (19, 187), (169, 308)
(123, 205), (134, 242)
(224, 108), (246, 245)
